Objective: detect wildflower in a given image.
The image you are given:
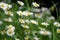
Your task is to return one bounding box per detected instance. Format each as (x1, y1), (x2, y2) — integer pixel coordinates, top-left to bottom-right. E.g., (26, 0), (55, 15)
(39, 30), (51, 36)
(57, 29), (60, 33)
(0, 2), (12, 10)
(17, 11), (23, 16)
(30, 20), (38, 25)
(54, 22), (60, 27)
(48, 16), (55, 20)
(35, 13), (43, 18)
(41, 7), (50, 15)
(25, 20), (30, 23)
(21, 24), (29, 29)
(41, 22), (49, 27)
(3, 17), (13, 22)
(47, 16), (55, 22)
(17, 1), (24, 6)
(7, 29), (15, 36)
(6, 25), (15, 30)
(5, 11), (13, 16)
(19, 19), (25, 23)
(0, 2), (8, 10)
(22, 11), (33, 16)
(32, 2), (40, 7)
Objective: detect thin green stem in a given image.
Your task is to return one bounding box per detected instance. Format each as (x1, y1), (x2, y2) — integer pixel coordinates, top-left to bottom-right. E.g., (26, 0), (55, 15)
(25, 0), (30, 10)
(52, 1), (58, 21)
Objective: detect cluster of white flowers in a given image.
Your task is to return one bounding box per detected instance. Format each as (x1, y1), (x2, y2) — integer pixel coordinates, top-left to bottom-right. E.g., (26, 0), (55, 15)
(17, 11), (33, 16)
(0, 2), (12, 10)
(0, 1), (60, 40)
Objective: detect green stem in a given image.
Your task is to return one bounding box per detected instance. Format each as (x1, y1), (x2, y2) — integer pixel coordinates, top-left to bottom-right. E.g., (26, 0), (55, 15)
(51, 1), (58, 40)
(25, 0), (30, 11)
(52, 27), (55, 40)
(52, 1), (58, 21)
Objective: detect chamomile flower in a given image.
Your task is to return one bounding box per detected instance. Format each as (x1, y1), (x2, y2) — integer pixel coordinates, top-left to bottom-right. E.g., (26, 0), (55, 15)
(0, 2), (8, 10)
(47, 16), (55, 22)
(41, 7), (50, 15)
(21, 24), (29, 29)
(8, 5), (12, 9)
(35, 13), (43, 18)
(22, 11), (33, 16)
(0, 2), (12, 10)
(41, 22), (49, 27)
(17, 11), (23, 16)
(17, 1), (24, 6)
(6, 25), (15, 30)
(39, 30), (51, 36)
(3, 17), (13, 22)
(19, 19), (25, 23)
(5, 10), (13, 16)
(32, 2), (40, 7)
(30, 20), (38, 25)
(57, 29), (60, 33)
(7, 29), (15, 36)
(25, 20), (30, 23)
(54, 22), (60, 27)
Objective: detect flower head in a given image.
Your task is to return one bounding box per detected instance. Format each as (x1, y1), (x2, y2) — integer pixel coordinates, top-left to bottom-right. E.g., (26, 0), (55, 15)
(32, 2), (40, 7)
(17, 1), (24, 6)
(7, 29), (15, 36)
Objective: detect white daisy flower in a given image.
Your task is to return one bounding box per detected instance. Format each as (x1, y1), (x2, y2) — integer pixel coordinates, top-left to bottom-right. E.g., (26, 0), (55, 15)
(6, 25), (15, 30)
(25, 20), (30, 23)
(7, 29), (15, 36)
(54, 22), (60, 27)
(22, 11), (33, 16)
(8, 5), (12, 9)
(0, 2), (8, 10)
(0, 2), (12, 10)
(41, 7), (51, 15)
(35, 13), (43, 18)
(17, 11), (23, 16)
(21, 24), (29, 29)
(3, 17), (13, 22)
(30, 20), (38, 25)
(17, 1), (24, 6)
(19, 19), (25, 23)
(5, 11), (13, 16)
(32, 2), (40, 7)
(41, 22), (49, 27)
(57, 29), (60, 33)
(39, 30), (51, 36)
